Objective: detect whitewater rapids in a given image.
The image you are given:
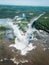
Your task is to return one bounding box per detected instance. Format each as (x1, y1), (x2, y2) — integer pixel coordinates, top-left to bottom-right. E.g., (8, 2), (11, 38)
(7, 13), (45, 55)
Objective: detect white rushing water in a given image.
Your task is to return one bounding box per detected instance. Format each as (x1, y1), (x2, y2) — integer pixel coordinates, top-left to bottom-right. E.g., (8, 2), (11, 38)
(7, 13), (45, 55)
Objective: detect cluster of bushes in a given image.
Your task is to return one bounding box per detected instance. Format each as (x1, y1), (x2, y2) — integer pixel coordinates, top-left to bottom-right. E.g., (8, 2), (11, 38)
(0, 26), (10, 31)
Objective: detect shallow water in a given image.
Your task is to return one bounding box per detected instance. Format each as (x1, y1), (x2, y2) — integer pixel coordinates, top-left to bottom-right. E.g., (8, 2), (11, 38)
(0, 18), (12, 25)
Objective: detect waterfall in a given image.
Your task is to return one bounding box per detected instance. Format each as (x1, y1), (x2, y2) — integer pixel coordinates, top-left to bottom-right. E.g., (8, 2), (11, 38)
(7, 12), (45, 55)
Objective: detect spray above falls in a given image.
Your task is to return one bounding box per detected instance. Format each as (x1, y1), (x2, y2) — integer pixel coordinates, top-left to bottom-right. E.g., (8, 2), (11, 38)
(7, 13), (45, 55)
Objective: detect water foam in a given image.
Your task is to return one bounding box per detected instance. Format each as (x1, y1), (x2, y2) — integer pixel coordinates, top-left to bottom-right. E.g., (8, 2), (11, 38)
(8, 13), (45, 55)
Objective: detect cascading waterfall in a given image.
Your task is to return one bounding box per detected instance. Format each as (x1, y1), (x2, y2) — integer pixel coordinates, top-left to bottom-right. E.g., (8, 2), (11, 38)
(7, 12), (45, 55)
(8, 21), (35, 55)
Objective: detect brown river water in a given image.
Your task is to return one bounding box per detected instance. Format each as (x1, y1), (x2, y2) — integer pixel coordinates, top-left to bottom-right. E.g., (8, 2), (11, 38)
(0, 31), (49, 65)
